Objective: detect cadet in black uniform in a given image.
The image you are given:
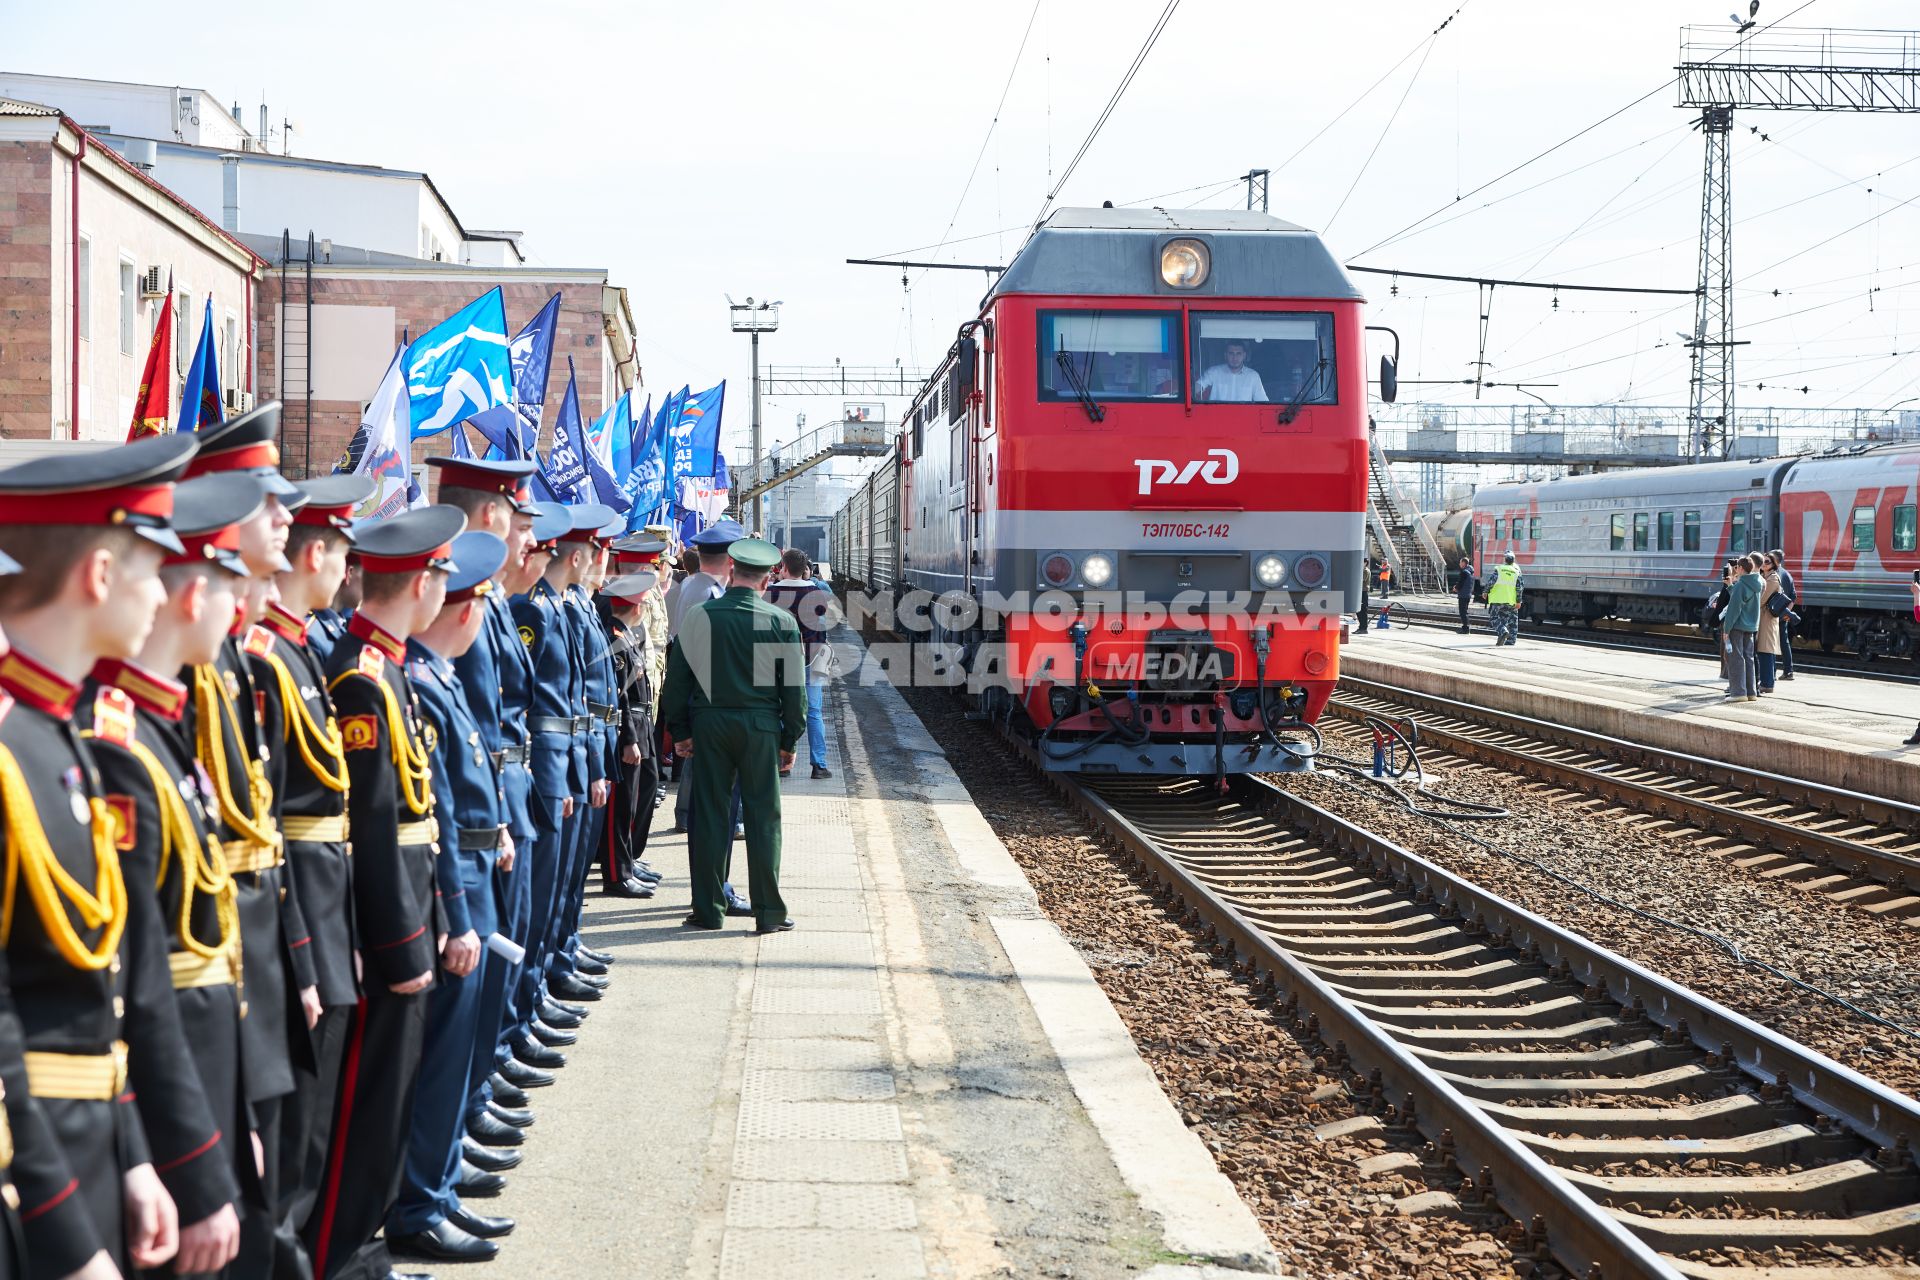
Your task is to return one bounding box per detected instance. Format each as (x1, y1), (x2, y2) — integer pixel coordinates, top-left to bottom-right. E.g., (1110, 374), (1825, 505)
(307, 506), (465, 1280)
(263, 474), (374, 1251)
(88, 474), (266, 1278)
(0, 433), (213, 1280)
(597, 551), (665, 897)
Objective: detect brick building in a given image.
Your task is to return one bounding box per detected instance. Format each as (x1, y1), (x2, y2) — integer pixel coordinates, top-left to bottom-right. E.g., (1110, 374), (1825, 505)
(249, 236), (638, 480)
(0, 97), (261, 442)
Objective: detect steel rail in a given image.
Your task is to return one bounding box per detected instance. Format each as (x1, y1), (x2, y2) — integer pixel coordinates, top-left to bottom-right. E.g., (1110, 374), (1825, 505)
(1327, 677), (1920, 907)
(1009, 734), (1920, 1279)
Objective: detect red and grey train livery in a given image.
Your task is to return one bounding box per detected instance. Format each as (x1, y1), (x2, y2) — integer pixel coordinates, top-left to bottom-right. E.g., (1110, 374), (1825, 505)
(1468, 443), (1920, 659)
(830, 207), (1389, 774)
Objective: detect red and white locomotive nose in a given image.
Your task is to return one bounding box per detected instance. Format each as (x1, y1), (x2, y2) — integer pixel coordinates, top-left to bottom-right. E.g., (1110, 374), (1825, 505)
(832, 207), (1385, 776)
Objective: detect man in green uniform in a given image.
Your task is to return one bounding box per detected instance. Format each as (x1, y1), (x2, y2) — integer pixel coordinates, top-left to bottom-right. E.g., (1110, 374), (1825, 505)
(661, 538), (806, 935)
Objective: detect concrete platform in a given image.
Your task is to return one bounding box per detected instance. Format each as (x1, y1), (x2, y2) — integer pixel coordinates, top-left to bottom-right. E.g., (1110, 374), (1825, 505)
(1341, 623), (1920, 799)
(452, 627), (1279, 1279)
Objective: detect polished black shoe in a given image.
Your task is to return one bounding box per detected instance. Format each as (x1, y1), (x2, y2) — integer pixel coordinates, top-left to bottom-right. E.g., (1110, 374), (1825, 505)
(454, 1161), (507, 1198)
(723, 900), (755, 919)
(389, 1272), (437, 1280)
(620, 877), (657, 898)
(682, 913), (723, 930)
(512, 1038), (568, 1069)
(755, 918), (797, 935)
(572, 952), (609, 976)
(467, 1112), (524, 1147)
(811, 765), (833, 779)
(486, 1100), (534, 1129)
(448, 1205), (516, 1240)
(389, 1218), (498, 1263)
(498, 1058), (555, 1089)
(601, 879), (653, 899)
(574, 967), (611, 990)
(633, 864), (663, 882)
(461, 1136), (521, 1171)
(546, 996), (590, 1019)
(577, 945), (615, 967)
(487, 1073), (531, 1108)
(530, 1019), (578, 1048)
(672, 821), (688, 834)
(551, 973), (605, 1001)
(537, 1000), (583, 1028)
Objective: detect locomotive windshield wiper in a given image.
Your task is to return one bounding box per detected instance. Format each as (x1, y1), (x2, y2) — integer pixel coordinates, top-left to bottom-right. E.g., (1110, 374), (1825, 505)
(1055, 351), (1106, 423)
(1276, 347), (1329, 426)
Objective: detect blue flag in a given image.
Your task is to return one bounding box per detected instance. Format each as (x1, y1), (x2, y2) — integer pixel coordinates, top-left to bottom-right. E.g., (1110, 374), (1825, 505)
(407, 287), (512, 437)
(613, 394), (646, 485)
(583, 392), (633, 513)
(460, 405), (529, 459)
(448, 419), (475, 459)
(683, 381), (726, 477)
(177, 300), (224, 434)
(507, 292), (561, 458)
(542, 359), (590, 503)
(622, 395), (669, 525)
(662, 384), (694, 501)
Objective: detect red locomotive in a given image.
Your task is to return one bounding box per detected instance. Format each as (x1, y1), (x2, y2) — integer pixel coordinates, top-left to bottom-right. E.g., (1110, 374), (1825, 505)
(831, 207), (1389, 774)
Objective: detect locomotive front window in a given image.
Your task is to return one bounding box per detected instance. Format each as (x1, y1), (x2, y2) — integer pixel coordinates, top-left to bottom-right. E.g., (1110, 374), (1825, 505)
(1852, 504), (1876, 552)
(1037, 310), (1182, 401)
(1190, 312), (1336, 406)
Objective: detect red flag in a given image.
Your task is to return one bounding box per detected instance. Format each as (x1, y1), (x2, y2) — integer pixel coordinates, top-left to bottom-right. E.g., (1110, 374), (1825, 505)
(127, 275), (174, 441)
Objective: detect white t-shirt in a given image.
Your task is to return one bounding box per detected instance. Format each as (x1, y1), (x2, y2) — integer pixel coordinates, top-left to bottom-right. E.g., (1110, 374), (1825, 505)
(1196, 363), (1267, 403)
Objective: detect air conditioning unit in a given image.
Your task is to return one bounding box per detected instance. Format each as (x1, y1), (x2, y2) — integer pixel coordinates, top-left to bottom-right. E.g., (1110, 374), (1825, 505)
(139, 267), (166, 298)
(226, 389), (254, 413)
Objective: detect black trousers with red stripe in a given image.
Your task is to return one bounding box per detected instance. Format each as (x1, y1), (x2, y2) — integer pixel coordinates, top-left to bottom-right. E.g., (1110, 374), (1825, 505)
(305, 987), (427, 1280)
(604, 752), (659, 888)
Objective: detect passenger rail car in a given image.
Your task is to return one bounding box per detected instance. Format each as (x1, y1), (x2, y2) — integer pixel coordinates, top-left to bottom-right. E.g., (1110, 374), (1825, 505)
(832, 207), (1388, 775)
(1471, 444), (1920, 658)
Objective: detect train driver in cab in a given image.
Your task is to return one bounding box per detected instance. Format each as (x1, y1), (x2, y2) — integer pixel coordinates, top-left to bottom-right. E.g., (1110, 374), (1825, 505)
(1194, 340), (1268, 402)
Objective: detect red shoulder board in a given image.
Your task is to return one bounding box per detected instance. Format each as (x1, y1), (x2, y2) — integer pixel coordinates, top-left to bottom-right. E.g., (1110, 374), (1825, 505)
(357, 645), (386, 679)
(103, 794), (136, 851)
(242, 625), (276, 658)
(91, 687), (137, 747)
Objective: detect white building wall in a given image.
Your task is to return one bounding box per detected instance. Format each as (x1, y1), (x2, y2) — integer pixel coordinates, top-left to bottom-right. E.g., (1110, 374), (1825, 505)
(0, 74), (254, 148)
(132, 144), (431, 257)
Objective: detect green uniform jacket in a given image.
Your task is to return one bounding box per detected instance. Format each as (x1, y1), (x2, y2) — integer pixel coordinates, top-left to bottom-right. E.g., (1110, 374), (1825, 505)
(661, 586), (807, 752)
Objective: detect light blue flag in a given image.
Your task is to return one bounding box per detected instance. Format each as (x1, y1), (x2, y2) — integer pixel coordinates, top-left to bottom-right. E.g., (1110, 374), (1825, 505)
(506, 292), (561, 459)
(583, 392), (633, 513)
(683, 381), (726, 476)
(407, 287), (512, 437)
(177, 299), (224, 434)
(662, 384), (694, 503)
(613, 394), (647, 484)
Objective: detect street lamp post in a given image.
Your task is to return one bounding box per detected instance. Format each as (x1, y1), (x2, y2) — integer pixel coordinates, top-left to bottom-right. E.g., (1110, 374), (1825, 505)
(728, 296), (781, 535)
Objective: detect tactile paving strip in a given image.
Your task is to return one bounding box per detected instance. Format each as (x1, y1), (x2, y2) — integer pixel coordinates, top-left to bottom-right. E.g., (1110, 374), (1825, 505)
(751, 985), (884, 1017)
(736, 1098), (904, 1142)
(724, 1181), (919, 1231)
(717, 1227), (925, 1280)
(731, 1138), (910, 1183)
(745, 1037), (890, 1072)
(741, 1066), (897, 1102)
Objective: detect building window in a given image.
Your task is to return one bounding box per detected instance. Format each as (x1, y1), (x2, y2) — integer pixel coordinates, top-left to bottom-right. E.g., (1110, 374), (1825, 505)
(118, 257), (137, 355)
(77, 237), (91, 342)
(223, 312), (240, 401)
(175, 292), (190, 374)
(1683, 510), (1700, 551)
(1632, 511), (1649, 551)
(1852, 504), (1877, 552)
(1657, 511), (1674, 551)
(1609, 513), (1625, 551)
(1895, 504), (1917, 553)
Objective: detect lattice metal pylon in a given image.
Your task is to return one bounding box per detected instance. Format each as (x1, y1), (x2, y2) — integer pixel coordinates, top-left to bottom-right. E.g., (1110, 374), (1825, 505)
(1688, 106), (1735, 458)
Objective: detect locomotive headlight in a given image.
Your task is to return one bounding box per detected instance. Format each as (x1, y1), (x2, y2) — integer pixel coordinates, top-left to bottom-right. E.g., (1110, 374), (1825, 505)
(1254, 554), (1288, 587)
(1291, 553), (1329, 589)
(1080, 552), (1115, 588)
(1160, 238), (1211, 289)
(1041, 553), (1076, 586)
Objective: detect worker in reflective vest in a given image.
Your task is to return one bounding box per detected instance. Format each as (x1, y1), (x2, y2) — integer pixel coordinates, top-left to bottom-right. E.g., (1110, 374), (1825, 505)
(1485, 554), (1522, 646)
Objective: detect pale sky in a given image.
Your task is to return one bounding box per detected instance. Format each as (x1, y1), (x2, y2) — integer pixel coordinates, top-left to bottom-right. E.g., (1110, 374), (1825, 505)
(11, 0), (1920, 449)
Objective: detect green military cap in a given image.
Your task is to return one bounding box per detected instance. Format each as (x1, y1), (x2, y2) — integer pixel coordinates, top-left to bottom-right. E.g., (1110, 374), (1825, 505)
(727, 537), (782, 570)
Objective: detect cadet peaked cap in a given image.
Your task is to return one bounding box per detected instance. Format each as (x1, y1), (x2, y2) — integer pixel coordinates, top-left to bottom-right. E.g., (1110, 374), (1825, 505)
(184, 402), (299, 497)
(727, 537), (782, 571)
(167, 474), (263, 577)
(0, 431), (199, 554)
(527, 501), (572, 549)
(291, 475), (376, 541)
(609, 534), (668, 566)
(559, 503), (620, 542)
(603, 570), (658, 602)
(690, 519), (745, 549)
(429, 456), (540, 513)
(355, 506), (468, 574)
(445, 531), (507, 602)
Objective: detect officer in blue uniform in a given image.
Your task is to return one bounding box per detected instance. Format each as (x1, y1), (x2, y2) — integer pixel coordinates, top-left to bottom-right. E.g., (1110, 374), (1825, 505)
(507, 504), (593, 1066)
(388, 529), (516, 1265)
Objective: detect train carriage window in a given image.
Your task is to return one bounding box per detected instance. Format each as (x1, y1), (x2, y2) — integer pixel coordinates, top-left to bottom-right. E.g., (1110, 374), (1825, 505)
(1632, 512), (1649, 551)
(1529, 516), (1540, 542)
(1190, 312), (1337, 406)
(1683, 510), (1700, 551)
(1609, 514), (1626, 551)
(1852, 505), (1877, 552)
(1896, 504), (1917, 552)
(1657, 511), (1674, 551)
(1038, 311), (1182, 401)
(1494, 518), (1505, 540)
(1730, 511), (1748, 554)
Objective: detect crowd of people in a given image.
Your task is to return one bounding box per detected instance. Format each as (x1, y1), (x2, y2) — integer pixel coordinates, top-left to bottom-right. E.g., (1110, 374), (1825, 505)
(1702, 550), (1797, 701)
(0, 403), (824, 1280)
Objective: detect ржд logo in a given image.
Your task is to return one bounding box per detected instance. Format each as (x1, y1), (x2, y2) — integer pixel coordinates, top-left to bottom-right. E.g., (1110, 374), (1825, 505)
(1133, 448), (1239, 496)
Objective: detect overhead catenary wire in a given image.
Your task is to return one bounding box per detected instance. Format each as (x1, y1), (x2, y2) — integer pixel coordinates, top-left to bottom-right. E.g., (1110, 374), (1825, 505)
(1323, 3), (1468, 234)
(1031, 0), (1184, 228)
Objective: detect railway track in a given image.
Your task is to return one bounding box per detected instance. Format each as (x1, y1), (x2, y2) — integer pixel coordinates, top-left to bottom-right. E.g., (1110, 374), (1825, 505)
(1030, 760), (1920, 1280)
(1380, 598), (1920, 687)
(1324, 677), (1920, 925)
